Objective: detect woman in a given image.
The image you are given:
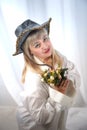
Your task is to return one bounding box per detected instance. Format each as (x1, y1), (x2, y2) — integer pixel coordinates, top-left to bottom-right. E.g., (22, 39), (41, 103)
(13, 18), (82, 130)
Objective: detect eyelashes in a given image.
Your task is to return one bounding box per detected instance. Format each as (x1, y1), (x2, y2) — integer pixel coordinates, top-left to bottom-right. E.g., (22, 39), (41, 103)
(32, 35), (50, 48)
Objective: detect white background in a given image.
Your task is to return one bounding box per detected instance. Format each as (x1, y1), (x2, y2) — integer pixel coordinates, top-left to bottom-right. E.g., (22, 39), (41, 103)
(0, 0), (87, 105)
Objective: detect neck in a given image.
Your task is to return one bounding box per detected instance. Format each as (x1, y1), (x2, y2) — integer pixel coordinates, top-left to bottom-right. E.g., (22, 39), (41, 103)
(35, 55), (54, 69)
(43, 55), (54, 68)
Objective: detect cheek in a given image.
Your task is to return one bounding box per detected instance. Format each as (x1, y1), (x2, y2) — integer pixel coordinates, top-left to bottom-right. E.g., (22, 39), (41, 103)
(31, 49), (42, 56)
(36, 50), (43, 56)
(48, 41), (52, 47)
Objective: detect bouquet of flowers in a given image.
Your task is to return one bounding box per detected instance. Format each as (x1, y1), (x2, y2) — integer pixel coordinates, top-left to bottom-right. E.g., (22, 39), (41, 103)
(41, 65), (68, 87)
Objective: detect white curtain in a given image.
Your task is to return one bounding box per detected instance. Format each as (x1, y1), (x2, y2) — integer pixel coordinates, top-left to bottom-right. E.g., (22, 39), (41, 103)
(0, 0), (87, 104)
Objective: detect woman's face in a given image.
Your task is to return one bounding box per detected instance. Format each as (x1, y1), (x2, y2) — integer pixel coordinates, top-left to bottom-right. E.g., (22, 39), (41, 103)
(29, 34), (53, 61)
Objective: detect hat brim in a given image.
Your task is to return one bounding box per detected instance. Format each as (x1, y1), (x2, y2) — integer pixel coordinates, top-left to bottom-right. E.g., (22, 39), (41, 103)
(13, 18), (52, 56)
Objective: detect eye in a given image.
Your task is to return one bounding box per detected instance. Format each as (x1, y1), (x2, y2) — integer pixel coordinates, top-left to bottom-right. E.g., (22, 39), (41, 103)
(33, 42), (41, 48)
(43, 36), (49, 42)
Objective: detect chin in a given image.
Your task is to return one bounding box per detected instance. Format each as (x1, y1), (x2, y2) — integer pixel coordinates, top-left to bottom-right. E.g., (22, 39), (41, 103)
(45, 53), (52, 59)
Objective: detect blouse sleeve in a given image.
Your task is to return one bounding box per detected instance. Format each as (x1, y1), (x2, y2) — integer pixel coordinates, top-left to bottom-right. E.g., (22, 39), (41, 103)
(21, 71), (62, 125)
(56, 50), (81, 89)
(63, 56), (81, 89)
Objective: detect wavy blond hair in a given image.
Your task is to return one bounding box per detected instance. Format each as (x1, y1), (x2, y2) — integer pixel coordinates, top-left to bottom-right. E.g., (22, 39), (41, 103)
(21, 29), (63, 83)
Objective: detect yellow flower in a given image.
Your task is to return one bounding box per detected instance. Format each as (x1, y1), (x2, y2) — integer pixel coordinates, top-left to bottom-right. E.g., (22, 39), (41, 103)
(41, 64), (68, 87)
(58, 73), (62, 79)
(44, 73), (47, 77)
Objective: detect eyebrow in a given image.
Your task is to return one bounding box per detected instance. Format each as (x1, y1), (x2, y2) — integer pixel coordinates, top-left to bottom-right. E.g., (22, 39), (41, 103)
(31, 34), (48, 46)
(32, 41), (40, 46)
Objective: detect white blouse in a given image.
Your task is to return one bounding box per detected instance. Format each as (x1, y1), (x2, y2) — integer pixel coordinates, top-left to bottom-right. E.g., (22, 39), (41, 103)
(18, 51), (81, 130)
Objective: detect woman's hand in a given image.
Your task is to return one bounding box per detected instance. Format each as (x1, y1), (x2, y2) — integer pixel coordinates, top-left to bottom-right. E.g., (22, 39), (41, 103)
(52, 79), (69, 94)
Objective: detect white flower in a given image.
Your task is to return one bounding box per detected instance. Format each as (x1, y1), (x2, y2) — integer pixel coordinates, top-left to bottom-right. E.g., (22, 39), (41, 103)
(41, 78), (44, 82)
(50, 83), (54, 87)
(50, 76), (54, 80)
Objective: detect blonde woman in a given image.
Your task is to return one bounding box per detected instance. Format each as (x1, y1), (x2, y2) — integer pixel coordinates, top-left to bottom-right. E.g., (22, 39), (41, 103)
(13, 18), (85, 130)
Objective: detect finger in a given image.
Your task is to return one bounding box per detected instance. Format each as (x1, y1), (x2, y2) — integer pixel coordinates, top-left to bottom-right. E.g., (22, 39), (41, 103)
(63, 80), (69, 88)
(61, 80), (65, 86)
(59, 80), (68, 91)
(58, 80), (65, 87)
(58, 87), (65, 93)
(60, 79), (68, 87)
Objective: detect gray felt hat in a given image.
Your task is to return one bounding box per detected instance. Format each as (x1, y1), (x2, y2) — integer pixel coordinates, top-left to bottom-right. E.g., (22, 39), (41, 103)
(13, 18), (52, 56)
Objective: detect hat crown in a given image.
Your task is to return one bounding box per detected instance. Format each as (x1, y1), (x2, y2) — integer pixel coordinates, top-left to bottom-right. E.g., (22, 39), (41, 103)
(15, 19), (40, 37)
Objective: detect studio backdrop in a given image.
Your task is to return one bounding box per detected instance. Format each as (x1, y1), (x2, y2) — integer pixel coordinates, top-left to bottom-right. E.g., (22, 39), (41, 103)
(0, 0), (87, 104)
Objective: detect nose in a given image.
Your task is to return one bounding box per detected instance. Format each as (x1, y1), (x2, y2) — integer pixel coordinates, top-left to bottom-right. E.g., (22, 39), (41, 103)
(41, 42), (48, 50)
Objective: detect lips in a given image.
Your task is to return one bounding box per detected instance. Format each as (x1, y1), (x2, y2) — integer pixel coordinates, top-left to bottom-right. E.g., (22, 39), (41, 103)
(44, 48), (50, 53)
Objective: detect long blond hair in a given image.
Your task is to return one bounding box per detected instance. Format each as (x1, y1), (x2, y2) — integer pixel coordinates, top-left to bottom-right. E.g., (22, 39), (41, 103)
(21, 29), (63, 83)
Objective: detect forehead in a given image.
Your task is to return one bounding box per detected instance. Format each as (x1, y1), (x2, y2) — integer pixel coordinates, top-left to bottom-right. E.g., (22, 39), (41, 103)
(27, 29), (48, 45)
